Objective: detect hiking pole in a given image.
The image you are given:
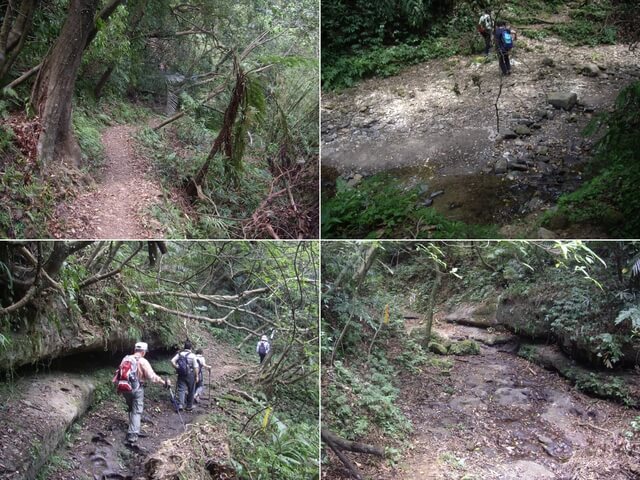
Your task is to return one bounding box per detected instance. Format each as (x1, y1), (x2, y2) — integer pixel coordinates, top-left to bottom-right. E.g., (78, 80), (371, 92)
(208, 368), (212, 409)
(167, 380), (186, 431)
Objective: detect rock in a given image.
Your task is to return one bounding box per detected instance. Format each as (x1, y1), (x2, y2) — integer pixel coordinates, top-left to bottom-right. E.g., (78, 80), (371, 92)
(581, 63), (600, 77)
(430, 190), (444, 199)
(541, 57), (555, 67)
(504, 460), (555, 479)
(428, 342), (448, 355)
(536, 146), (549, 156)
(502, 129), (517, 140)
(537, 227), (557, 239)
(346, 174), (363, 188)
(494, 159), (508, 174)
(547, 91), (578, 110)
(443, 302), (498, 328)
(422, 198), (433, 207)
(526, 197), (545, 211)
(417, 183), (429, 195)
(514, 125), (532, 136)
(509, 162), (529, 172)
(448, 339), (481, 356)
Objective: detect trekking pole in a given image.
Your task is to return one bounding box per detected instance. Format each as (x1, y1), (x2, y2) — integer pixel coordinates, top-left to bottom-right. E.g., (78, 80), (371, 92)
(167, 379), (186, 431)
(208, 368), (212, 409)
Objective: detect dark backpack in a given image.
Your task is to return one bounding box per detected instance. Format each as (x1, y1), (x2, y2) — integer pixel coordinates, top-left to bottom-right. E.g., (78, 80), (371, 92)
(258, 342), (267, 355)
(113, 355), (139, 393)
(502, 30), (513, 50)
(176, 352), (191, 377)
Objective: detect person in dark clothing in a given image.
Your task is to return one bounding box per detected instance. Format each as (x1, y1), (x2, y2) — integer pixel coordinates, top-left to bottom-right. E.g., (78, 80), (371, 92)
(256, 335), (270, 364)
(494, 20), (514, 75)
(170, 341), (198, 411)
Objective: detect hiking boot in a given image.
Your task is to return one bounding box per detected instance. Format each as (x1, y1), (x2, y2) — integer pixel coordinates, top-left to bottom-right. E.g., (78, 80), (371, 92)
(186, 406), (193, 412)
(126, 434), (137, 444)
(137, 432), (148, 438)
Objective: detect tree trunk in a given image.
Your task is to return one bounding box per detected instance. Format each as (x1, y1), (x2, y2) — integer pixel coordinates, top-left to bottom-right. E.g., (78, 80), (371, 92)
(30, 0), (99, 167)
(93, 65), (115, 98)
(0, 0), (38, 86)
(424, 266), (442, 345)
(352, 243), (378, 289)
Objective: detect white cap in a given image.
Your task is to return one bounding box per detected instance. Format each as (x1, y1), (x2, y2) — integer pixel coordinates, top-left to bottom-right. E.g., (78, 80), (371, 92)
(135, 342), (148, 351)
(261, 335), (268, 341)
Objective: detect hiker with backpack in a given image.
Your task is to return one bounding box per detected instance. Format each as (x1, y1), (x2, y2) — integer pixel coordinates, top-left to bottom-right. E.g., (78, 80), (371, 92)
(495, 20), (515, 75)
(171, 341), (199, 411)
(114, 342), (170, 444)
(193, 348), (212, 404)
(256, 335), (270, 364)
(477, 9), (494, 56)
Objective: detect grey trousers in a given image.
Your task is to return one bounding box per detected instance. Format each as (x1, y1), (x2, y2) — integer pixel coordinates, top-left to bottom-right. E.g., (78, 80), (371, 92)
(123, 387), (144, 441)
(177, 374), (195, 409)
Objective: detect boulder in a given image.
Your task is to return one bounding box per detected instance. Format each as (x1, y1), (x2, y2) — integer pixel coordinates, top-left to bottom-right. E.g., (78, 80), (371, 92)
(494, 159), (508, 174)
(514, 125), (532, 136)
(547, 91), (578, 110)
(443, 302), (498, 328)
(448, 339), (480, 356)
(501, 129), (517, 140)
(581, 63), (600, 77)
(346, 173), (363, 188)
(541, 57), (555, 67)
(537, 227), (557, 239)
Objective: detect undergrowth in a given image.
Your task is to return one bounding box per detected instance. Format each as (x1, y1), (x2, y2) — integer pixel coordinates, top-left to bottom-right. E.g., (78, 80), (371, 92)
(136, 122), (272, 239)
(547, 81), (640, 236)
(321, 174), (498, 239)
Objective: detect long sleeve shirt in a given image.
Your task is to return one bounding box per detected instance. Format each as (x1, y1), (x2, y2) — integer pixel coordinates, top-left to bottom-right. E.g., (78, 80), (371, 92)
(256, 341), (270, 354)
(134, 354), (165, 385)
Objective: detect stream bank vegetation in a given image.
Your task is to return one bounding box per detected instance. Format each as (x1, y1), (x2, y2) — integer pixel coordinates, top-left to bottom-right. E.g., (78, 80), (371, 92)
(0, 0), (318, 238)
(322, 240), (640, 479)
(0, 240), (319, 479)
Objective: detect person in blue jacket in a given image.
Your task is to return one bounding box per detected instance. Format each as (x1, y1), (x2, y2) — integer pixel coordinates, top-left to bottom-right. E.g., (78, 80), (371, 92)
(494, 20), (515, 75)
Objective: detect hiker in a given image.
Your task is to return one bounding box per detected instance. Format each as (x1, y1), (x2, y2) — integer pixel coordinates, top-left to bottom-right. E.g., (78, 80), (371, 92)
(114, 342), (170, 444)
(256, 335), (270, 364)
(194, 348), (212, 403)
(494, 20), (514, 75)
(478, 9), (493, 55)
(171, 341), (199, 411)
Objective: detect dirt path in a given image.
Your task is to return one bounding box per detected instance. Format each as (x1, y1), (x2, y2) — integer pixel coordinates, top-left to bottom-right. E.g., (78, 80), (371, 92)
(42, 336), (250, 480)
(321, 34), (640, 233)
(391, 319), (639, 479)
(54, 125), (164, 239)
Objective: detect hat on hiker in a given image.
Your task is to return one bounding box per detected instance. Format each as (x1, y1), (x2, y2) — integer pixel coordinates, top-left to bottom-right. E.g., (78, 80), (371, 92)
(135, 342), (148, 351)
(261, 335), (268, 341)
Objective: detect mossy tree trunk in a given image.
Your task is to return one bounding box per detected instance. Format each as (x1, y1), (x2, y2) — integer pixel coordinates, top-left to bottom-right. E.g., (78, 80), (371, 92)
(30, 0), (99, 167)
(424, 265), (442, 347)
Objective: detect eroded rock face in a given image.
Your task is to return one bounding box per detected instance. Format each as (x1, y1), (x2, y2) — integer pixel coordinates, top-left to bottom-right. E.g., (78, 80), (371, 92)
(0, 374), (95, 480)
(442, 302), (498, 328)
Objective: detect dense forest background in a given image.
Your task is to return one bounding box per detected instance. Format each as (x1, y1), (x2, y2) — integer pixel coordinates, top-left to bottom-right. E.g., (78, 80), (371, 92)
(321, 241), (640, 479)
(0, 0), (319, 239)
(0, 241), (319, 479)
(321, 0), (640, 239)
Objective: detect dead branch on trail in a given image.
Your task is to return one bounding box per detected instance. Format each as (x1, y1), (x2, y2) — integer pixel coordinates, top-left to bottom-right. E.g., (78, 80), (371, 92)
(321, 427), (385, 480)
(242, 157), (319, 239)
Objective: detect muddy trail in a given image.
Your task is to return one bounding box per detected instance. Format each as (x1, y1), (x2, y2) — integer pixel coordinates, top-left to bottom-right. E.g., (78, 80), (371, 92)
(52, 124), (165, 239)
(390, 318), (639, 479)
(0, 331), (250, 480)
(321, 30), (640, 236)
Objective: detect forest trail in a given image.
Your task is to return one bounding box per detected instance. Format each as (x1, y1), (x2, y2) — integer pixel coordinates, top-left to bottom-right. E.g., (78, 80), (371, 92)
(392, 315), (639, 479)
(0, 326), (253, 480)
(322, 35), (640, 233)
(54, 125), (165, 239)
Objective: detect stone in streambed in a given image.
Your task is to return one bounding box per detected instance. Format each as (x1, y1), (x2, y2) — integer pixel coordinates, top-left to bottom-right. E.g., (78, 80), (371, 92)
(547, 91), (578, 110)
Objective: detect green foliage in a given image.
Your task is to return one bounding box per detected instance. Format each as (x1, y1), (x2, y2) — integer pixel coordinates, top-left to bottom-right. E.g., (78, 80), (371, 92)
(325, 358), (412, 441)
(548, 2), (617, 45)
(574, 372), (635, 406)
(550, 81), (640, 236)
(322, 38), (460, 90)
(231, 422), (318, 480)
(321, 174), (497, 238)
(72, 108), (105, 169)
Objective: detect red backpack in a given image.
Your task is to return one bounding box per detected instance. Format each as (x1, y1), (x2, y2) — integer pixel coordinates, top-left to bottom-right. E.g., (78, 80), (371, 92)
(113, 355), (139, 393)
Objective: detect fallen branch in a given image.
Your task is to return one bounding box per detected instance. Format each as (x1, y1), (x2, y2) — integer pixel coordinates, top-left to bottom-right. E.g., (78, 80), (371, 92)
(321, 427), (385, 480)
